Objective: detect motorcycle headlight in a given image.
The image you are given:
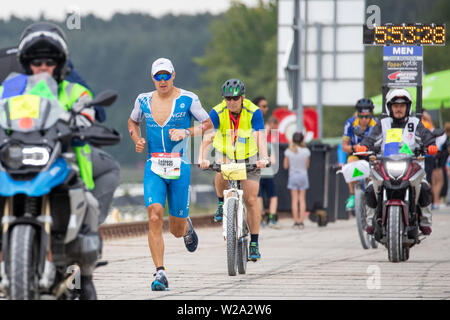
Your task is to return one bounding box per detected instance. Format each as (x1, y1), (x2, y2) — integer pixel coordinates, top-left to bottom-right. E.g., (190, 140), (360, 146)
(22, 147), (50, 166)
(1, 145), (50, 169)
(385, 160), (407, 179)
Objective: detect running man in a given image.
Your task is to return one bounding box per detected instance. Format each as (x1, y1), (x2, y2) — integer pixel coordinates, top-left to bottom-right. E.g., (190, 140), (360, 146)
(128, 58), (213, 291)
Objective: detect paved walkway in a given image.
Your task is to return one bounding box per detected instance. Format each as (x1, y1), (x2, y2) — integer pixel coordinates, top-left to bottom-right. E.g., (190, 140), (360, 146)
(95, 209), (450, 300)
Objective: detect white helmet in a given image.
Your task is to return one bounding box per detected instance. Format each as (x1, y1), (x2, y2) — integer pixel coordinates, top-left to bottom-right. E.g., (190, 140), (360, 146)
(385, 88), (412, 118)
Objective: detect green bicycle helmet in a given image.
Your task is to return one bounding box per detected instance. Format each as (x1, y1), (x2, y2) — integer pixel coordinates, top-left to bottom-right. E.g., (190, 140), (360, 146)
(222, 78), (245, 97)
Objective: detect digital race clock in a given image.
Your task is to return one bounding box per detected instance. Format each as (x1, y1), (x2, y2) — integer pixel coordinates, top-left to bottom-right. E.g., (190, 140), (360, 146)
(363, 23), (446, 46)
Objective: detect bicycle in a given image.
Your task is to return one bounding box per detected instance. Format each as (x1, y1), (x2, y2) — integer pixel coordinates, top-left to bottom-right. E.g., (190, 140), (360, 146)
(202, 162), (264, 276)
(338, 153), (378, 250)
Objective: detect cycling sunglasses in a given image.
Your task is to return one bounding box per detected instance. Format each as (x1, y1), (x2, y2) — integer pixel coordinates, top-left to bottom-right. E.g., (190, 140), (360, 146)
(30, 58), (57, 67)
(153, 73), (172, 81)
(225, 96), (241, 101)
(358, 114), (372, 119)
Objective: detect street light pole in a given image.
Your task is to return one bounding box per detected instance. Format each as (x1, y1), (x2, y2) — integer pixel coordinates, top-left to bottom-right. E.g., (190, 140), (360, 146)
(294, 0), (303, 132)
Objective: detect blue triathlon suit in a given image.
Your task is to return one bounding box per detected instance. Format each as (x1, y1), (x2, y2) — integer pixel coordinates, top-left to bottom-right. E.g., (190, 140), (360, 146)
(130, 89), (209, 218)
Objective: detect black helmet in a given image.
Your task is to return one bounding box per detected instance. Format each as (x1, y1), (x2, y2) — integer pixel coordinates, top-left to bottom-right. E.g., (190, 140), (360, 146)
(355, 98), (374, 113)
(222, 78), (245, 97)
(17, 22), (69, 82)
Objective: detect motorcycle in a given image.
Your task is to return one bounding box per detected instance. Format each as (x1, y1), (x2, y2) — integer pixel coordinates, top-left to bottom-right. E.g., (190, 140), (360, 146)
(0, 75), (120, 299)
(367, 128), (444, 262)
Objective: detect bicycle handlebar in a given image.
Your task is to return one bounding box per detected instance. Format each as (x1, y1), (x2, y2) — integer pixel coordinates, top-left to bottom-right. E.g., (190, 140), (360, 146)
(198, 162), (271, 173)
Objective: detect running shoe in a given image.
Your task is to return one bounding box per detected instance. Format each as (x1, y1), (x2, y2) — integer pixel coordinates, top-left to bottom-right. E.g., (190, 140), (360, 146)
(214, 203), (223, 222)
(183, 217), (198, 252)
(248, 242), (261, 262)
(345, 194), (355, 211)
(151, 271), (169, 291)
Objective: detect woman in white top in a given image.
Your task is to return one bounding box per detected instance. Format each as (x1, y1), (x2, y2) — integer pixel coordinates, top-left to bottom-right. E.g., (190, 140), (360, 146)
(283, 132), (311, 229)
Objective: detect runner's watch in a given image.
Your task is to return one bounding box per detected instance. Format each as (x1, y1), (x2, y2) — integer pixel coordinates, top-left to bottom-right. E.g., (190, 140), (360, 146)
(184, 129), (191, 137)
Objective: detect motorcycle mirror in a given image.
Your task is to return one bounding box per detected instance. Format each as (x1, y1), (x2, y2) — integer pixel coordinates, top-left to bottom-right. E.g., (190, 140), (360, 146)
(431, 128), (445, 138)
(86, 90), (118, 108)
(374, 136), (383, 147)
(353, 126), (364, 138)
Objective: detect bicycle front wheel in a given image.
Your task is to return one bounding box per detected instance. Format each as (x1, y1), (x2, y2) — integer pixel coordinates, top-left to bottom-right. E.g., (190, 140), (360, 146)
(355, 188), (371, 249)
(226, 198), (238, 276)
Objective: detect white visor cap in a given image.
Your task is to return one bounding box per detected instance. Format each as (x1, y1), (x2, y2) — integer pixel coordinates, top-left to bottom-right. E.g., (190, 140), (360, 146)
(151, 58), (175, 76)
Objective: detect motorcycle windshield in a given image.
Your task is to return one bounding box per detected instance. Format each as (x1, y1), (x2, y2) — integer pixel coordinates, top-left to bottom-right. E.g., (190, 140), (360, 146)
(0, 72), (69, 132)
(0, 95), (66, 132)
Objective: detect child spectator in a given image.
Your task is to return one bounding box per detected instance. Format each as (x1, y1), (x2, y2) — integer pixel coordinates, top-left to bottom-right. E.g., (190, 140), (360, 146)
(283, 132), (310, 229)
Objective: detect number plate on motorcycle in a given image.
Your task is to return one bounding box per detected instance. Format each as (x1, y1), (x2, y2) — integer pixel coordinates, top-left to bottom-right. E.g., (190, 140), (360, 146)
(221, 163), (247, 180)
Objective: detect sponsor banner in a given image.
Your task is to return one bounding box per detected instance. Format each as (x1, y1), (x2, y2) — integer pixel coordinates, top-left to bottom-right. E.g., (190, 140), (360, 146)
(383, 46), (423, 87)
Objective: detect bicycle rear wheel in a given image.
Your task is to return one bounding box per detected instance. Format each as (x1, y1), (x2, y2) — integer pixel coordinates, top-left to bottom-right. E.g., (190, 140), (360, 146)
(226, 198), (238, 276)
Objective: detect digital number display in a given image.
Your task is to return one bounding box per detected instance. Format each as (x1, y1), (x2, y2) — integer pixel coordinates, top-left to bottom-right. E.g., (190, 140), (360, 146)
(363, 23), (446, 46)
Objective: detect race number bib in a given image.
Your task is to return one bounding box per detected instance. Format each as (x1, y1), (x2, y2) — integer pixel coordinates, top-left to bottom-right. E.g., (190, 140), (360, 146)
(150, 153), (181, 179)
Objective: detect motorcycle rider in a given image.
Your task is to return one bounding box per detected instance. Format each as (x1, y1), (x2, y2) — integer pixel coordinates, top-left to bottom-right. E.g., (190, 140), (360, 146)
(0, 22), (121, 299)
(357, 88), (438, 236)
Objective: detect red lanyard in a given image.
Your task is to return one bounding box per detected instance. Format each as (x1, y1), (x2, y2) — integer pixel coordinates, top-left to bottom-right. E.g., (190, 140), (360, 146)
(229, 112), (241, 145)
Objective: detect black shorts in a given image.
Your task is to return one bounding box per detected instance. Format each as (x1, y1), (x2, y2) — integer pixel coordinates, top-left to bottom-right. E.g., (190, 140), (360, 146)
(258, 177), (277, 198)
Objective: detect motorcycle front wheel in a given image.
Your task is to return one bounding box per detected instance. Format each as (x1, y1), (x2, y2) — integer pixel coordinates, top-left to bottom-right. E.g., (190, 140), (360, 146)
(8, 225), (40, 300)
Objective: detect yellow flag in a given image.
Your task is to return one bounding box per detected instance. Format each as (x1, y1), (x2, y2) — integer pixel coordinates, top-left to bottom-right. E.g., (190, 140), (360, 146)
(221, 163), (247, 181)
(386, 128), (403, 143)
(9, 95), (40, 120)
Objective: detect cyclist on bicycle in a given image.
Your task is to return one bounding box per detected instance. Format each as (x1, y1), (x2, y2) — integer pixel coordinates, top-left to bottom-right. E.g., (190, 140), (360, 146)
(198, 78), (269, 261)
(342, 98), (378, 212)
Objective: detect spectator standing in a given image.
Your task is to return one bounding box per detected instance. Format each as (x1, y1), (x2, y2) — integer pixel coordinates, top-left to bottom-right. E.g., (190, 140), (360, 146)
(283, 132), (310, 229)
(253, 97), (280, 227)
(422, 110), (447, 210)
(443, 122), (450, 206)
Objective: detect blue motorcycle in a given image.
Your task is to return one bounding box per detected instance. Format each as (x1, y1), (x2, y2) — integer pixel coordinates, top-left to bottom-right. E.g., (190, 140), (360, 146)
(0, 75), (118, 299)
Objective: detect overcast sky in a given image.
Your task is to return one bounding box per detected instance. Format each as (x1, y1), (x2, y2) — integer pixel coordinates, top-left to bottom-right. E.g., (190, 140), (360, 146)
(0, 0), (264, 20)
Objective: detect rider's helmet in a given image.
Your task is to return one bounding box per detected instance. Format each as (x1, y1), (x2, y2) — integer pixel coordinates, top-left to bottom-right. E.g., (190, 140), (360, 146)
(222, 78), (245, 97)
(385, 88), (412, 119)
(17, 22), (69, 82)
(355, 98), (374, 113)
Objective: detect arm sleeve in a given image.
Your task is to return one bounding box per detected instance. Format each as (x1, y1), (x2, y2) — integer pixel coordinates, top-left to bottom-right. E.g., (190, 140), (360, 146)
(416, 121), (436, 147)
(130, 96), (144, 123)
(360, 122), (382, 150)
(343, 118), (352, 138)
(251, 109), (265, 131)
(306, 148), (311, 157)
(189, 94), (209, 122)
(209, 109), (220, 130)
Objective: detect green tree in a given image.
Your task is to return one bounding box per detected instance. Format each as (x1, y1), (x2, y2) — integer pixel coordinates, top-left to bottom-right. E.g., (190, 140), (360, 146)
(194, 0), (277, 112)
